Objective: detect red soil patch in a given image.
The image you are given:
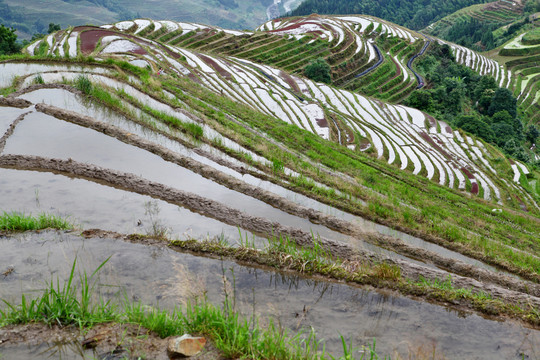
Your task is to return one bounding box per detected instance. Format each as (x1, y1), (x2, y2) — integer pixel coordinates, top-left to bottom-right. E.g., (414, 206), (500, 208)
(76, 26), (182, 61)
(419, 132), (452, 160)
(460, 167), (479, 195)
(279, 70), (301, 93)
(445, 125), (452, 134)
(316, 117), (329, 127)
(461, 167), (475, 179)
(79, 29), (145, 55)
(199, 54), (232, 79)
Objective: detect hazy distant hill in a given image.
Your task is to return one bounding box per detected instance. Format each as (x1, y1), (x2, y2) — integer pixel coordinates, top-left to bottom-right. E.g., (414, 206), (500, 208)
(0, 0), (302, 39)
(287, 0), (491, 30)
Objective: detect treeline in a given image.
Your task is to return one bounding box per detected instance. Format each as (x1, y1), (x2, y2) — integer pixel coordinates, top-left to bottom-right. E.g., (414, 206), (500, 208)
(405, 43), (538, 163)
(287, 0), (490, 30)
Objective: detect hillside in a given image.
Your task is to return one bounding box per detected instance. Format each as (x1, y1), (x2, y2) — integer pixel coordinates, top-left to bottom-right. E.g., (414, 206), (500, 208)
(0, 0), (303, 40)
(1, 14), (540, 358)
(423, 0), (527, 50)
(287, 0), (492, 30)
(494, 25), (540, 129)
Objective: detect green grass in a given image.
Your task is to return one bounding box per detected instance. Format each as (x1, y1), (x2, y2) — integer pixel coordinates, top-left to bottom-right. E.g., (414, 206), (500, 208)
(0, 257), (385, 360)
(74, 74), (92, 94)
(0, 211), (73, 232)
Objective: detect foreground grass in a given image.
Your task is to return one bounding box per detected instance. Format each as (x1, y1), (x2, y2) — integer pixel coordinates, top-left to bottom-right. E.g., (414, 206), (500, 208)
(0, 211), (73, 232)
(0, 258), (384, 360)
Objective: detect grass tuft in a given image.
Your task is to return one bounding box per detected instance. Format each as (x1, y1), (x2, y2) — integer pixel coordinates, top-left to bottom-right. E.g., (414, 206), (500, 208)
(0, 211), (73, 232)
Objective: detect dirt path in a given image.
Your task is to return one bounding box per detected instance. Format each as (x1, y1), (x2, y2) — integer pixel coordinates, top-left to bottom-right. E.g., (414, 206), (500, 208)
(0, 323), (223, 360)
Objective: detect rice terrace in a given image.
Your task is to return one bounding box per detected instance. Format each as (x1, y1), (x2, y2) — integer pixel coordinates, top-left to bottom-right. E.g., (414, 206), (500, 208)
(0, 2), (540, 358)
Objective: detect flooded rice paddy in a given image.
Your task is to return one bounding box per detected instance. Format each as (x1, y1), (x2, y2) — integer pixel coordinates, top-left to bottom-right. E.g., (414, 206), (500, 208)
(6, 87), (502, 271)
(2, 62), (538, 359)
(1, 231), (539, 359)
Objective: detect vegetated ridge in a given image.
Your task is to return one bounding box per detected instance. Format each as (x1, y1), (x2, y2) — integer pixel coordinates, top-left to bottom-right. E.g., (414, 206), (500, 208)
(22, 15), (540, 210)
(287, 0), (494, 30)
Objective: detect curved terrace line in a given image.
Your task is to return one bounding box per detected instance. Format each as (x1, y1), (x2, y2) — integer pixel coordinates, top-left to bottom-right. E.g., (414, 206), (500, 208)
(353, 42), (383, 79)
(407, 39), (431, 89)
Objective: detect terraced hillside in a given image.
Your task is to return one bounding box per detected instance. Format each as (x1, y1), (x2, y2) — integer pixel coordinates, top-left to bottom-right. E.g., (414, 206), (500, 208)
(22, 17), (539, 208)
(496, 27), (540, 129)
(424, 0), (525, 40)
(2, 15), (540, 358)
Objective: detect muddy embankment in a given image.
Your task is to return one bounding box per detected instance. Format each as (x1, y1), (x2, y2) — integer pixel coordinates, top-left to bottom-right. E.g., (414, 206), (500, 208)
(29, 103), (540, 296)
(2, 152), (540, 309)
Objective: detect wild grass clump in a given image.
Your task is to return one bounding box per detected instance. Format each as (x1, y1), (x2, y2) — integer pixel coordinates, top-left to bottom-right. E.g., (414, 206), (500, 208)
(33, 73), (44, 84)
(0, 211), (73, 231)
(74, 74), (92, 94)
(0, 259), (115, 327)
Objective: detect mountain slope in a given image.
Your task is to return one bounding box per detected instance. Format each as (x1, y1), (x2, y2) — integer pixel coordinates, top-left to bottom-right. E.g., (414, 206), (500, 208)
(287, 0), (492, 30)
(23, 17), (539, 212)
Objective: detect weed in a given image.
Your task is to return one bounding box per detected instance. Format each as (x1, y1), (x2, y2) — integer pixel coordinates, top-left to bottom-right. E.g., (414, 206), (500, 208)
(33, 74), (44, 84)
(0, 211), (73, 231)
(75, 74), (92, 94)
(0, 258), (115, 327)
(143, 201), (169, 238)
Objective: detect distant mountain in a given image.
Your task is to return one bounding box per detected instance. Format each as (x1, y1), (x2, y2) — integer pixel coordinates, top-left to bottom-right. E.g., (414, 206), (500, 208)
(287, 0), (492, 30)
(0, 0), (302, 39)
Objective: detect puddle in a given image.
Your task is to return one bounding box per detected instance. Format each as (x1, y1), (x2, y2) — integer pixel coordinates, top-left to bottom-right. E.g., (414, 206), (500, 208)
(1, 231), (538, 359)
(2, 111), (361, 246)
(0, 168), (259, 243)
(0, 342), (96, 360)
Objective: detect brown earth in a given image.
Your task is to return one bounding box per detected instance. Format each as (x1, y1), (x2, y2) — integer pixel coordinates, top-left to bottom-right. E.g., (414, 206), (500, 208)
(0, 323), (223, 360)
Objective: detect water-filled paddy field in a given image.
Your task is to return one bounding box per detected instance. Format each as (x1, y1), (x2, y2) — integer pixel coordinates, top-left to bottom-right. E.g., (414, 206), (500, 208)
(1, 60), (540, 359)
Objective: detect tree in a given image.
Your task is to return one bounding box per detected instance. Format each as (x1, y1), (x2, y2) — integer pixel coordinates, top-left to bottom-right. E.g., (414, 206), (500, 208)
(304, 57), (331, 84)
(455, 115), (495, 143)
(526, 124), (539, 144)
(487, 88), (517, 118)
(0, 24), (20, 55)
(492, 122), (516, 147)
(48, 23), (61, 34)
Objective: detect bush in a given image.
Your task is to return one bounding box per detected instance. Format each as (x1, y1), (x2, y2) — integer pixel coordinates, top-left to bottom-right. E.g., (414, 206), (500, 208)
(304, 57), (331, 84)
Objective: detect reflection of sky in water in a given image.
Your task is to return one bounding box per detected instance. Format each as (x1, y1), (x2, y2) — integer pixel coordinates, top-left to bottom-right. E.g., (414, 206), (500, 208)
(3, 89), (502, 271)
(2, 105), (357, 245)
(0, 168), (256, 243)
(0, 231), (538, 359)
